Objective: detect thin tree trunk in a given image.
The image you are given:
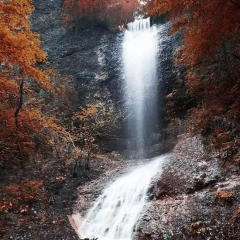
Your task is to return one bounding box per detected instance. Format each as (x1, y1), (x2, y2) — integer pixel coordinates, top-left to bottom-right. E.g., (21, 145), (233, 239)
(15, 79), (24, 128)
(15, 79), (24, 168)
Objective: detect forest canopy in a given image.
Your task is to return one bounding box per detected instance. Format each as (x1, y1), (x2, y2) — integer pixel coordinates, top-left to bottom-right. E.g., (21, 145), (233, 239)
(147, 0), (240, 162)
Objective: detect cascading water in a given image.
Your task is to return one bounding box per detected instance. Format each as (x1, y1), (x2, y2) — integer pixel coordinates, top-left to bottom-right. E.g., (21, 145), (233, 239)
(123, 17), (158, 155)
(77, 155), (168, 239)
(72, 18), (165, 240)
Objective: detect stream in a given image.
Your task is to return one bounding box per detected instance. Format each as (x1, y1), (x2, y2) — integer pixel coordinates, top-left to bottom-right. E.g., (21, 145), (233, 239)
(77, 155), (169, 239)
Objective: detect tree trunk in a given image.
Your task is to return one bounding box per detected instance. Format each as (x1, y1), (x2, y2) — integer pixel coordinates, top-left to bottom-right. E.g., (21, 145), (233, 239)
(15, 79), (24, 168)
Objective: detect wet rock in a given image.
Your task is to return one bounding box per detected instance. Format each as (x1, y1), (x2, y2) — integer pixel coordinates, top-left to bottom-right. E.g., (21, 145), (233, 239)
(155, 189), (168, 199)
(135, 135), (240, 240)
(193, 177), (205, 190)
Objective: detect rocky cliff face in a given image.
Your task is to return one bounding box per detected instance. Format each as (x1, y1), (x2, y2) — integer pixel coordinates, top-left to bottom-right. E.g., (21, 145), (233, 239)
(135, 135), (240, 239)
(31, 0), (181, 154)
(32, 0), (124, 110)
(32, 0), (126, 150)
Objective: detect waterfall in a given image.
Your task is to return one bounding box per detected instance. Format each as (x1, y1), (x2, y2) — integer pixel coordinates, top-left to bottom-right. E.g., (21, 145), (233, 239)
(72, 17), (165, 240)
(123, 17), (158, 155)
(77, 155), (168, 239)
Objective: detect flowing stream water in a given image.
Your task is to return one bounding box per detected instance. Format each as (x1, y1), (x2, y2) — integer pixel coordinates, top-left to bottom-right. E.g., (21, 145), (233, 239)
(78, 155), (168, 239)
(74, 18), (165, 240)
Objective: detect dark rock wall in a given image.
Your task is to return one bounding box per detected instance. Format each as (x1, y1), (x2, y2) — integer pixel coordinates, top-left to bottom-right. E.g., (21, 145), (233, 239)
(155, 23), (183, 132)
(32, 0), (124, 107)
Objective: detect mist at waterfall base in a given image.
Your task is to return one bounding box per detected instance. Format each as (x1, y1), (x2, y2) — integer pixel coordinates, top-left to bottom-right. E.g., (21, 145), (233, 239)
(77, 155), (169, 240)
(123, 18), (158, 156)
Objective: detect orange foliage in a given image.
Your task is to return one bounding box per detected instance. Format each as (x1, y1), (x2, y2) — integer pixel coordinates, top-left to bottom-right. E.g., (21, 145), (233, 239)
(230, 207), (240, 225)
(72, 104), (98, 121)
(0, 2), (78, 166)
(62, 0), (140, 29)
(72, 104), (120, 138)
(71, 103), (121, 170)
(148, 0), (240, 64)
(5, 180), (44, 202)
(0, 0), (50, 165)
(148, 0), (240, 160)
(0, 180), (44, 215)
(213, 190), (235, 205)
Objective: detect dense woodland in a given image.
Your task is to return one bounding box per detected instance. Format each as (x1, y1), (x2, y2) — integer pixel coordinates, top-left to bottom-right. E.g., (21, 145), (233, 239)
(148, 0), (240, 164)
(0, 0), (239, 238)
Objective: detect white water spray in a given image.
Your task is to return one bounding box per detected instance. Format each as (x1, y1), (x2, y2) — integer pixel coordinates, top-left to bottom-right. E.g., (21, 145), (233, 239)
(123, 17), (158, 154)
(77, 155), (168, 239)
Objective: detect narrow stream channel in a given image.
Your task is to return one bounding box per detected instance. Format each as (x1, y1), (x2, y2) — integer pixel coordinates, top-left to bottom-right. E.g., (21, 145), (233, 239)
(78, 155), (168, 239)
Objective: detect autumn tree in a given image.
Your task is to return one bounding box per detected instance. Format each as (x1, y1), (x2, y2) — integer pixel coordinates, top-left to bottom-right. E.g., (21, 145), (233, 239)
(0, 1), (84, 235)
(71, 103), (121, 174)
(147, 0), (240, 162)
(0, 2), (78, 166)
(0, 0), (79, 170)
(62, 0), (140, 30)
(0, 0), (52, 167)
(34, 69), (80, 163)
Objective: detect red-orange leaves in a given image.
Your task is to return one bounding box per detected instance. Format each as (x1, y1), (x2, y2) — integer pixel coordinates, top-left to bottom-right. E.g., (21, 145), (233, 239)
(5, 180), (44, 203)
(62, 0), (140, 30)
(0, 0), (48, 85)
(0, 0), (50, 165)
(148, 0), (240, 66)
(148, 0), (240, 160)
(0, 200), (14, 213)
